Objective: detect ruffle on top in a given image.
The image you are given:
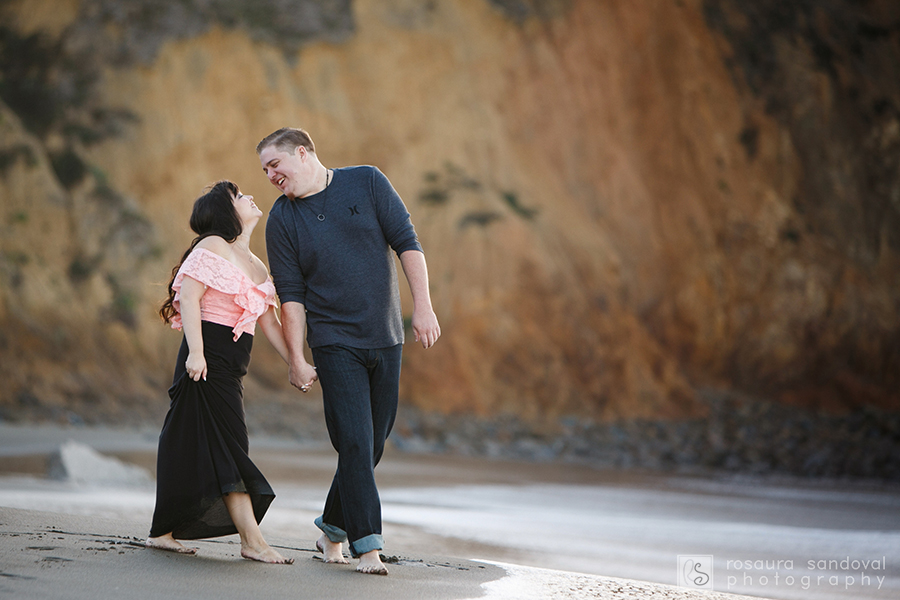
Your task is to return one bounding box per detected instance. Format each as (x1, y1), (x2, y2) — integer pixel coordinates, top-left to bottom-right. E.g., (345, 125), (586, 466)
(170, 248), (277, 341)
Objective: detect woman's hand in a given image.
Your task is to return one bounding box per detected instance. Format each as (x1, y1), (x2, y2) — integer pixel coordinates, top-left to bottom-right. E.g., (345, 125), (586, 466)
(179, 274), (207, 381)
(185, 351), (207, 381)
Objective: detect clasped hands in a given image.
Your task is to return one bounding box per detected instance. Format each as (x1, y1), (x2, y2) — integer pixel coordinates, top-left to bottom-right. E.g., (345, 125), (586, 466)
(287, 307), (439, 394)
(290, 360), (318, 393)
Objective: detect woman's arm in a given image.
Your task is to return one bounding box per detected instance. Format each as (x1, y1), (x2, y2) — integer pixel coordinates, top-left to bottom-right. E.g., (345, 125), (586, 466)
(258, 306), (290, 365)
(179, 275), (208, 381)
(281, 301), (318, 392)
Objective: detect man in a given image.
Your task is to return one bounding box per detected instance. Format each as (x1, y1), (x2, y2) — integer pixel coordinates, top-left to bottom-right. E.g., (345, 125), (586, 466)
(257, 128), (440, 575)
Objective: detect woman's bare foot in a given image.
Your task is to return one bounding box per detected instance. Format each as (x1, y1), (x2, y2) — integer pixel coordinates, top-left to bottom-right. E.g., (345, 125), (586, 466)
(356, 549), (388, 575)
(145, 534), (198, 555)
(315, 534), (349, 564)
(220, 491), (292, 564)
(240, 543), (294, 564)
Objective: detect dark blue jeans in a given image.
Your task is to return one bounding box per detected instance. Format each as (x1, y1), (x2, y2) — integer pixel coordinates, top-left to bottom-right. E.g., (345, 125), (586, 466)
(311, 344), (402, 557)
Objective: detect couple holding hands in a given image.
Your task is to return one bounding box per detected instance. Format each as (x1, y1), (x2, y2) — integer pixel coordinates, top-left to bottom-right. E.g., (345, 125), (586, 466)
(144, 127), (440, 576)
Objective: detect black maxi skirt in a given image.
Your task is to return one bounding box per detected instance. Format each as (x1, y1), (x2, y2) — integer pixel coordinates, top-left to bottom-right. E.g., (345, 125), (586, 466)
(149, 321), (274, 540)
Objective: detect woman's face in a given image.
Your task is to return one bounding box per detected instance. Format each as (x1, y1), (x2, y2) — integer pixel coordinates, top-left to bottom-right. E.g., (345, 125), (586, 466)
(232, 190), (262, 225)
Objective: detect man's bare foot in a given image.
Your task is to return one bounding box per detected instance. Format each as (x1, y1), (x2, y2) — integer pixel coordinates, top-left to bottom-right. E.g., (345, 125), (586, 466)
(356, 549), (388, 576)
(145, 534), (198, 555)
(315, 534), (349, 564)
(241, 543), (294, 564)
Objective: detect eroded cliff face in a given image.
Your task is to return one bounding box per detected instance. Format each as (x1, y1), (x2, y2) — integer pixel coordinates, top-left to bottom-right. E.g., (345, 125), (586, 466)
(0, 0), (897, 426)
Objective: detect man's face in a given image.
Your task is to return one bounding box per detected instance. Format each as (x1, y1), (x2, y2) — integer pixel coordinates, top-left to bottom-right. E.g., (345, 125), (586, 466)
(259, 144), (312, 199)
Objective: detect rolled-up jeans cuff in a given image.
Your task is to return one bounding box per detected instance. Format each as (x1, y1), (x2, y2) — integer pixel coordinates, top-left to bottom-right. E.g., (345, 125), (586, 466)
(349, 533), (384, 558)
(314, 516), (347, 543)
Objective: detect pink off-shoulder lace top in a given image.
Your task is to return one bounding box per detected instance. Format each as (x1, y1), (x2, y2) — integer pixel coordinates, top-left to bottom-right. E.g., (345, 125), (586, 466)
(170, 248), (277, 341)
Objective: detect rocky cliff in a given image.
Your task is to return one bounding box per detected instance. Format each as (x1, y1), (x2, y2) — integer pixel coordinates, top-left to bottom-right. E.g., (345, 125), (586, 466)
(1, 0), (898, 437)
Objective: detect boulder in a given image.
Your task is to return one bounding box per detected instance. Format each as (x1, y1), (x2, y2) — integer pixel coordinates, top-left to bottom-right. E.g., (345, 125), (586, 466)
(47, 440), (153, 486)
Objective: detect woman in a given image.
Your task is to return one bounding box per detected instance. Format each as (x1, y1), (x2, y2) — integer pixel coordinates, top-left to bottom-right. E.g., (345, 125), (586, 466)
(146, 180), (294, 564)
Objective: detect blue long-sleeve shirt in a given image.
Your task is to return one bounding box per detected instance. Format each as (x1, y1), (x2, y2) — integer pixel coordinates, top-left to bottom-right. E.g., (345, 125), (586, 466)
(265, 165), (423, 349)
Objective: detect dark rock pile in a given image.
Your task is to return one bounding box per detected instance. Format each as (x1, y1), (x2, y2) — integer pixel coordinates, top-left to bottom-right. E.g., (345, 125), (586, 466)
(390, 390), (900, 481)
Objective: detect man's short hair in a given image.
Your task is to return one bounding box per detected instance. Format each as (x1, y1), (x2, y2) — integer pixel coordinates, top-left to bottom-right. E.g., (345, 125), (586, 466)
(256, 127), (316, 155)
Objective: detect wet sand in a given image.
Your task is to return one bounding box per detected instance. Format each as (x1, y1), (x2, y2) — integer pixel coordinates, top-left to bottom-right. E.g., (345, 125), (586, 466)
(3, 423), (898, 599)
(0, 506), (772, 600)
(0, 506), (502, 600)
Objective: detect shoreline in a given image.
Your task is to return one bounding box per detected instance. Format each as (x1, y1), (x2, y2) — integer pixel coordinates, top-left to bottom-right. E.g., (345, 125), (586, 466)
(2, 420), (899, 493)
(5, 383), (899, 483)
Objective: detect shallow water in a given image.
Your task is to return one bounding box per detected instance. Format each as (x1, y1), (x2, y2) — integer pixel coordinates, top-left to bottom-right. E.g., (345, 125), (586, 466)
(377, 482), (900, 600)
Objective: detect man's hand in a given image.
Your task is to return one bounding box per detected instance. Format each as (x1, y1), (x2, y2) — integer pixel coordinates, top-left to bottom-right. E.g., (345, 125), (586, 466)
(290, 359), (318, 393)
(412, 307), (441, 349)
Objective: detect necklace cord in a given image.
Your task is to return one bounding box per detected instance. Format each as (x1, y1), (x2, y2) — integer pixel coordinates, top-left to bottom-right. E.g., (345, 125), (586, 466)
(303, 168), (330, 222)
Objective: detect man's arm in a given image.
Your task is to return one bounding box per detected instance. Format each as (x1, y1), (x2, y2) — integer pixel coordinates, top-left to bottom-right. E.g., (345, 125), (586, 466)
(399, 250), (440, 349)
(280, 301), (318, 392)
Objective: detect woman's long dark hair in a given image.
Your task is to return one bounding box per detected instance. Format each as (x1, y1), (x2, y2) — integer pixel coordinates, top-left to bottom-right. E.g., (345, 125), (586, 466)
(159, 180), (243, 324)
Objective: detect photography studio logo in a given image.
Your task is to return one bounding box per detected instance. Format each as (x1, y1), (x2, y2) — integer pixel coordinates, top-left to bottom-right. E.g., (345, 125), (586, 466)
(678, 555), (714, 589)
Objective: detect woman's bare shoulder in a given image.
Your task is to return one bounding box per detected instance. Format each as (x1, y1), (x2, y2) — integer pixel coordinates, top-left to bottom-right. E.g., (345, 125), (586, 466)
(193, 235), (232, 258)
